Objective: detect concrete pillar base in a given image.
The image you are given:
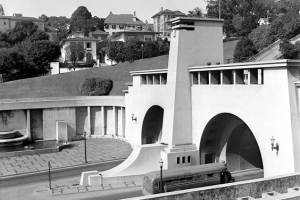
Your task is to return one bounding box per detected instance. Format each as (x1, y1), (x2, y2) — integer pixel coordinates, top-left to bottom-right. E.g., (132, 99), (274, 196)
(80, 171), (99, 186)
(161, 144), (199, 169)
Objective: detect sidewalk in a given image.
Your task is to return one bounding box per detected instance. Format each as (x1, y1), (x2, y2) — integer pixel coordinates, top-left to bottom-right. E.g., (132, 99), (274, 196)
(34, 179), (142, 196)
(0, 138), (133, 176)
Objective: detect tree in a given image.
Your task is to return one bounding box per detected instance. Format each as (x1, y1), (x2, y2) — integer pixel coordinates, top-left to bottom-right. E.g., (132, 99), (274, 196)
(279, 39), (297, 59)
(89, 16), (105, 32)
(124, 38), (143, 62)
(234, 37), (257, 62)
(86, 52), (97, 67)
(187, 7), (203, 18)
(206, 0), (275, 37)
(65, 43), (85, 70)
(106, 41), (125, 64)
(249, 24), (270, 51)
(20, 40), (61, 75)
(158, 38), (170, 55)
(40, 15), (70, 42)
(69, 6), (92, 34)
(143, 41), (160, 58)
(7, 21), (38, 45)
(27, 30), (50, 42)
(0, 48), (27, 75)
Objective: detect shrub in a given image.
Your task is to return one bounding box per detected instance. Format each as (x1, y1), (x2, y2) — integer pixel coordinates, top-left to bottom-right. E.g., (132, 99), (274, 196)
(79, 77), (113, 96)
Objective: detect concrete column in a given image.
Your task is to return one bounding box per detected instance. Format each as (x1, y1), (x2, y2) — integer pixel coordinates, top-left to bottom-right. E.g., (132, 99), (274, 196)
(27, 109), (32, 141)
(220, 71), (223, 85)
(258, 69), (263, 85)
(101, 106), (105, 135)
(121, 107), (125, 137)
(209, 71), (211, 85)
(233, 70), (236, 85)
(87, 106), (91, 136)
(113, 106), (117, 136)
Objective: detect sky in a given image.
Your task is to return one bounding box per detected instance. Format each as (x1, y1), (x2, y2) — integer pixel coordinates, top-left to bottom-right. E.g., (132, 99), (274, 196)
(0, 0), (207, 23)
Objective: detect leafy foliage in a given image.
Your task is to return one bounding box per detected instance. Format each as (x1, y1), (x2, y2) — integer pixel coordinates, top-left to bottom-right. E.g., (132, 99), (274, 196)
(187, 7), (203, 18)
(279, 39), (298, 59)
(69, 6), (92, 35)
(79, 77), (113, 96)
(39, 15), (70, 42)
(17, 40), (61, 75)
(0, 48), (27, 75)
(106, 41), (125, 64)
(86, 52), (97, 67)
(124, 38), (143, 62)
(65, 43), (85, 70)
(234, 37), (258, 62)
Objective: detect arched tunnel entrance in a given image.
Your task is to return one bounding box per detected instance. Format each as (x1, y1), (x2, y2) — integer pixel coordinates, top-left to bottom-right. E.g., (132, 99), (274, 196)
(141, 106), (164, 144)
(200, 113), (263, 176)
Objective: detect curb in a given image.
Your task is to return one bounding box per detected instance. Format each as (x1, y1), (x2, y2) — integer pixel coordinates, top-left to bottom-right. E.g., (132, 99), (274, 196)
(0, 159), (125, 181)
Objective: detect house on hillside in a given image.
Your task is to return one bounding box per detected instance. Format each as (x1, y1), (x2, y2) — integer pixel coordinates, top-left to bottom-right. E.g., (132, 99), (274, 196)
(0, 4), (57, 42)
(152, 7), (185, 40)
(0, 13), (45, 32)
(104, 11), (145, 36)
(91, 30), (109, 41)
(108, 30), (159, 42)
(45, 26), (58, 42)
(53, 32), (100, 74)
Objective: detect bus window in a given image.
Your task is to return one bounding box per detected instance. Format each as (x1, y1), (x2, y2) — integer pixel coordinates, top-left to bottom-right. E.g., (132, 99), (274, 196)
(207, 173), (214, 178)
(173, 179), (179, 184)
(186, 177), (193, 182)
(180, 178), (186, 183)
(166, 180), (172, 186)
(154, 182), (159, 189)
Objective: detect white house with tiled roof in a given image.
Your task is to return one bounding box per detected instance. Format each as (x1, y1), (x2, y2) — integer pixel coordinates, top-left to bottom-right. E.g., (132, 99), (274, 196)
(151, 7), (186, 40)
(59, 32), (99, 63)
(91, 30), (109, 41)
(0, 13), (44, 33)
(104, 11), (145, 35)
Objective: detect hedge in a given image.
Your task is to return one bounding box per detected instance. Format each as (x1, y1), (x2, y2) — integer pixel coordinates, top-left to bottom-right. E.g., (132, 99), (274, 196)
(79, 77), (113, 96)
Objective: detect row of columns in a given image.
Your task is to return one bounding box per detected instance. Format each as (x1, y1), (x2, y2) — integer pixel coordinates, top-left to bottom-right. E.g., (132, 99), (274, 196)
(26, 106), (126, 141)
(86, 106), (126, 137)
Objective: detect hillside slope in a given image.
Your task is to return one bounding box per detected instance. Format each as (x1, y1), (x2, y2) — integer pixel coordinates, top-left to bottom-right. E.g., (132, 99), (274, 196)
(0, 55), (168, 99)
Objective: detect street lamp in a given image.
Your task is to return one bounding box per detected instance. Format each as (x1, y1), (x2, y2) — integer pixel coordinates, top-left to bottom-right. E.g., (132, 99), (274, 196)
(159, 159), (163, 193)
(82, 131), (87, 163)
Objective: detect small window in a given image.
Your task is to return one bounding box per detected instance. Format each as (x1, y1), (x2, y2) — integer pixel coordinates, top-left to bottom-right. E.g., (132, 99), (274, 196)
(177, 157), (180, 164)
(144, 35), (152, 41)
(4, 22), (6, 25)
(188, 156), (191, 163)
(105, 24), (109, 29)
(132, 26), (135, 29)
(207, 174), (214, 178)
(112, 25), (116, 29)
(119, 25), (124, 29)
(128, 35), (136, 40)
(86, 42), (91, 49)
(182, 157), (185, 164)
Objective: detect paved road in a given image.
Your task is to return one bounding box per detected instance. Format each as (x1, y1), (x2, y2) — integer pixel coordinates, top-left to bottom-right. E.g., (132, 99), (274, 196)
(0, 138), (132, 176)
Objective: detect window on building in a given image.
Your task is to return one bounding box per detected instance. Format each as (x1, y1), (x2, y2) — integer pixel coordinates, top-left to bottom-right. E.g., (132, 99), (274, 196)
(112, 25), (116, 29)
(4, 21), (6, 25)
(128, 35), (136, 40)
(144, 35), (152, 41)
(177, 157), (180, 164)
(132, 26), (135, 29)
(182, 157), (185, 164)
(86, 42), (91, 49)
(119, 25), (124, 29)
(105, 24), (109, 29)
(188, 156), (191, 163)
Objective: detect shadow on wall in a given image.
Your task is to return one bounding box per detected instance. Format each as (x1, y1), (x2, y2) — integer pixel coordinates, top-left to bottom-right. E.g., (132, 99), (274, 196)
(141, 106), (164, 144)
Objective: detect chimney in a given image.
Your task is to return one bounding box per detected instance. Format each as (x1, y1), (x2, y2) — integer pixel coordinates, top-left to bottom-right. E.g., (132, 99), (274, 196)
(133, 11), (136, 17)
(13, 13), (22, 17)
(160, 7), (163, 12)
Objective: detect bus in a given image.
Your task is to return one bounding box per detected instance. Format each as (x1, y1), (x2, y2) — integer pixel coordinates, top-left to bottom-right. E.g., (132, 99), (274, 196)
(143, 162), (234, 195)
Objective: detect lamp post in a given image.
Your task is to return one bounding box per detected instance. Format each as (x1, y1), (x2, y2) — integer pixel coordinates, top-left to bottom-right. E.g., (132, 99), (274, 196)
(83, 131), (87, 163)
(159, 159), (163, 193)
